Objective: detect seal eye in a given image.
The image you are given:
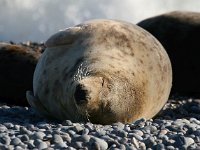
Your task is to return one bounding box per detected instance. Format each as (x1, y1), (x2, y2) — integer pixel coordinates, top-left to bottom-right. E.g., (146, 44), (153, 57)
(74, 84), (88, 105)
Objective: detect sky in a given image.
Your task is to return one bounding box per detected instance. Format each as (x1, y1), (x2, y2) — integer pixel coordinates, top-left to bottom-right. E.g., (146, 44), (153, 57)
(0, 0), (200, 42)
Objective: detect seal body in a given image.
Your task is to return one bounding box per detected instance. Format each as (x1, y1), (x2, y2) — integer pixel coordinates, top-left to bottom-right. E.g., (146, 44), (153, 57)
(138, 11), (200, 95)
(27, 19), (172, 124)
(0, 42), (41, 106)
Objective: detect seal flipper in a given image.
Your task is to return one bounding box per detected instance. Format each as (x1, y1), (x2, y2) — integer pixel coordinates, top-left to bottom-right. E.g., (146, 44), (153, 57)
(26, 91), (51, 118)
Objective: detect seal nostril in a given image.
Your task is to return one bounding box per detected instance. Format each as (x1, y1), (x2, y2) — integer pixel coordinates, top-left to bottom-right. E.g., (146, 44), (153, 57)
(74, 84), (88, 105)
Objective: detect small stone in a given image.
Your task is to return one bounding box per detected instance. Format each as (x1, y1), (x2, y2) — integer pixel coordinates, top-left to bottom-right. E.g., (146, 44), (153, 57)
(3, 123), (14, 129)
(90, 141), (101, 150)
(10, 137), (21, 145)
(112, 122), (125, 130)
(26, 140), (35, 149)
(90, 136), (108, 150)
(183, 137), (194, 147)
(15, 146), (24, 150)
(194, 129), (200, 136)
(143, 125), (157, 133)
(37, 141), (48, 149)
(21, 127), (32, 135)
(76, 134), (91, 143)
(131, 137), (139, 148)
(0, 125), (7, 132)
(68, 130), (76, 136)
(82, 128), (90, 135)
(118, 144), (126, 150)
(139, 142), (146, 149)
(73, 141), (83, 149)
(190, 118), (200, 125)
(144, 137), (156, 148)
(52, 134), (63, 144)
(133, 130), (144, 137)
(32, 131), (46, 140)
(20, 134), (29, 142)
(74, 124), (84, 133)
(166, 145), (175, 150)
(62, 120), (73, 126)
(156, 143), (165, 149)
(66, 146), (76, 150)
(131, 133), (143, 141)
(33, 139), (42, 147)
(61, 134), (71, 143)
(159, 129), (168, 135)
(54, 142), (67, 148)
(0, 135), (11, 145)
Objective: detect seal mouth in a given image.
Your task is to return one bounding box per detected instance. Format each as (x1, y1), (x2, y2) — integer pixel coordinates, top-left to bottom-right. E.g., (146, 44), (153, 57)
(74, 84), (89, 105)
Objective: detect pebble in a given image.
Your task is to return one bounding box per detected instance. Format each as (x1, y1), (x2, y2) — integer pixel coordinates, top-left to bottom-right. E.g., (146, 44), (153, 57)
(52, 134), (63, 144)
(131, 133), (143, 141)
(37, 141), (48, 149)
(90, 136), (108, 150)
(32, 131), (46, 140)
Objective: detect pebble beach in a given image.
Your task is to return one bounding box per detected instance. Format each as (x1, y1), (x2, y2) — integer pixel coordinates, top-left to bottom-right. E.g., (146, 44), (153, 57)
(0, 96), (199, 150)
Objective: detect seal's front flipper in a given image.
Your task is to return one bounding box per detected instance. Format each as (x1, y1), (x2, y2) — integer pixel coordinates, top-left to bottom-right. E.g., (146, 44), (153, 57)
(26, 91), (51, 118)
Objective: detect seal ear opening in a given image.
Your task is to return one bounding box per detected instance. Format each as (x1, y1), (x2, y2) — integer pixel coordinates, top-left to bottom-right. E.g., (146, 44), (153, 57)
(26, 91), (51, 117)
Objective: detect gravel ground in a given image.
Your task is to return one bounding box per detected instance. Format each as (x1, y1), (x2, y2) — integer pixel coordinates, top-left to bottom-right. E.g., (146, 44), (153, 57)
(0, 97), (199, 150)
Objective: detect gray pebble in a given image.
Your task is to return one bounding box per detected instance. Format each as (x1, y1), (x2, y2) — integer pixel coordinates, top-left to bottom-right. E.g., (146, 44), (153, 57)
(119, 144), (126, 150)
(20, 134), (29, 142)
(0, 135), (10, 145)
(32, 131), (46, 140)
(61, 134), (71, 143)
(112, 122), (125, 130)
(15, 145), (24, 150)
(90, 141), (101, 150)
(76, 134), (91, 143)
(133, 129), (144, 137)
(82, 128), (90, 135)
(131, 137), (139, 148)
(52, 134), (63, 144)
(26, 140), (35, 149)
(37, 141), (48, 149)
(144, 137), (156, 148)
(90, 136), (108, 150)
(74, 124), (84, 133)
(3, 123), (14, 129)
(166, 145), (175, 150)
(66, 146), (76, 150)
(54, 142), (67, 148)
(10, 137), (21, 145)
(139, 142), (146, 149)
(73, 141), (83, 149)
(62, 120), (73, 126)
(68, 130), (76, 136)
(190, 118), (200, 125)
(131, 133), (143, 141)
(0, 125), (7, 132)
(183, 137), (194, 147)
(33, 139), (42, 147)
(156, 143), (165, 149)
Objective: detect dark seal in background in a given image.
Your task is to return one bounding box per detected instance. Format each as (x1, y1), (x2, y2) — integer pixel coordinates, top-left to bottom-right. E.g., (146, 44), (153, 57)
(0, 42), (42, 106)
(138, 11), (200, 96)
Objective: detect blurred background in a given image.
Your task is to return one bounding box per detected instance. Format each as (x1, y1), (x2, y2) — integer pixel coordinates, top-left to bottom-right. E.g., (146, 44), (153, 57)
(0, 0), (200, 43)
